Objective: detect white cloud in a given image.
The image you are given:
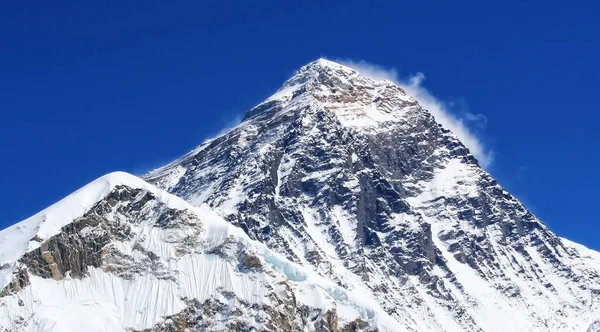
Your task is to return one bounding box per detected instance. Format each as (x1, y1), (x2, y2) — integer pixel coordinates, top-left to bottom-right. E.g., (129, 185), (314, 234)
(335, 59), (494, 168)
(464, 112), (488, 130)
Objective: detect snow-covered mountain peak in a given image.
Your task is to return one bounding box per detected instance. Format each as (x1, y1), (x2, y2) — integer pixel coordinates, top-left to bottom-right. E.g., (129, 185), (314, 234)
(258, 58), (359, 105)
(4, 59), (600, 331)
(247, 58), (416, 127)
(288, 58), (357, 82)
(276, 58), (403, 95)
(144, 61), (600, 331)
(306, 58), (348, 69)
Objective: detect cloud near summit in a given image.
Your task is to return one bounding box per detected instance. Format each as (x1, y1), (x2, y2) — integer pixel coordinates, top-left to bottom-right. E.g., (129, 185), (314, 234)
(334, 59), (494, 169)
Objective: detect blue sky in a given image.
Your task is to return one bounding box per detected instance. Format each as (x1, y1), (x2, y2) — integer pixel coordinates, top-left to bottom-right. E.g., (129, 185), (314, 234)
(1, 1), (599, 249)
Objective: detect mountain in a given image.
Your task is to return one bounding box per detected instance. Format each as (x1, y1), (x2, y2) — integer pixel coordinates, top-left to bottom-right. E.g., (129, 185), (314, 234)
(0, 172), (397, 331)
(145, 59), (600, 331)
(1, 59), (599, 331)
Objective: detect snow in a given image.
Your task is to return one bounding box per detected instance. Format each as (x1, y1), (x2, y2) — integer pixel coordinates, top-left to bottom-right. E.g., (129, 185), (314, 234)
(147, 165), (187, 192)
(0, 172), (188, 271)
(264, 84), (302, 103)
(274, 153), (296, 198)
(402, 153), (600, 331)
(429, 220), (534, 331)
(331, 205), (357, 248)
(406, 157), (479, 207)
(300, 206), (338, 259)
(177, 254), (268, 303)
(562, 238), (600, 271)
(30, 300), (123, 332)
(0, 171), (400, 331)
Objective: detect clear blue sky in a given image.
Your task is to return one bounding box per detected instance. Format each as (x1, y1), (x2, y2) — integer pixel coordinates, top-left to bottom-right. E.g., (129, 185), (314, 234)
(1, 1), (598, 249)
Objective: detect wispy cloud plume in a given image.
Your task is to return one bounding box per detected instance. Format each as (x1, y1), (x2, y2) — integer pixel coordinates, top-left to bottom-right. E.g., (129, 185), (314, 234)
(334, 59), (494, 168)
(215, 112), (244, 137)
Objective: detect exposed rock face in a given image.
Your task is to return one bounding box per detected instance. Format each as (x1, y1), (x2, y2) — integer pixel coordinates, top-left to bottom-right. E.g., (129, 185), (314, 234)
(145, 59), (600, 331)
(0, 266), (29, 297)
(135, 294), (344, 332)
(11, 185), (202, 284)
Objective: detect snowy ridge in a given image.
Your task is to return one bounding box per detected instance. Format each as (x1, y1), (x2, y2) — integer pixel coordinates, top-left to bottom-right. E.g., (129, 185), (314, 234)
(0, 172), (187, 269)
(0, 172), (398, 331)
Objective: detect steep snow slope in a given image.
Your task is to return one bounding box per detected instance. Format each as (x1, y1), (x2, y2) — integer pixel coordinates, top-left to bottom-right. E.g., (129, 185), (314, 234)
(146, 59), (600, 331)
(0, 172), (398, 331)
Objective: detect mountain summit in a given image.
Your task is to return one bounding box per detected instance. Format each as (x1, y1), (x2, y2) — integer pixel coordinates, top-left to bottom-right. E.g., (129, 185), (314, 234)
(2, 59), (600, 331)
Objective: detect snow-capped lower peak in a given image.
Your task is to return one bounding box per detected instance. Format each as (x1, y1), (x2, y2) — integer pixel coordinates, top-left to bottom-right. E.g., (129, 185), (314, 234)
(0, 172), (399, 331)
